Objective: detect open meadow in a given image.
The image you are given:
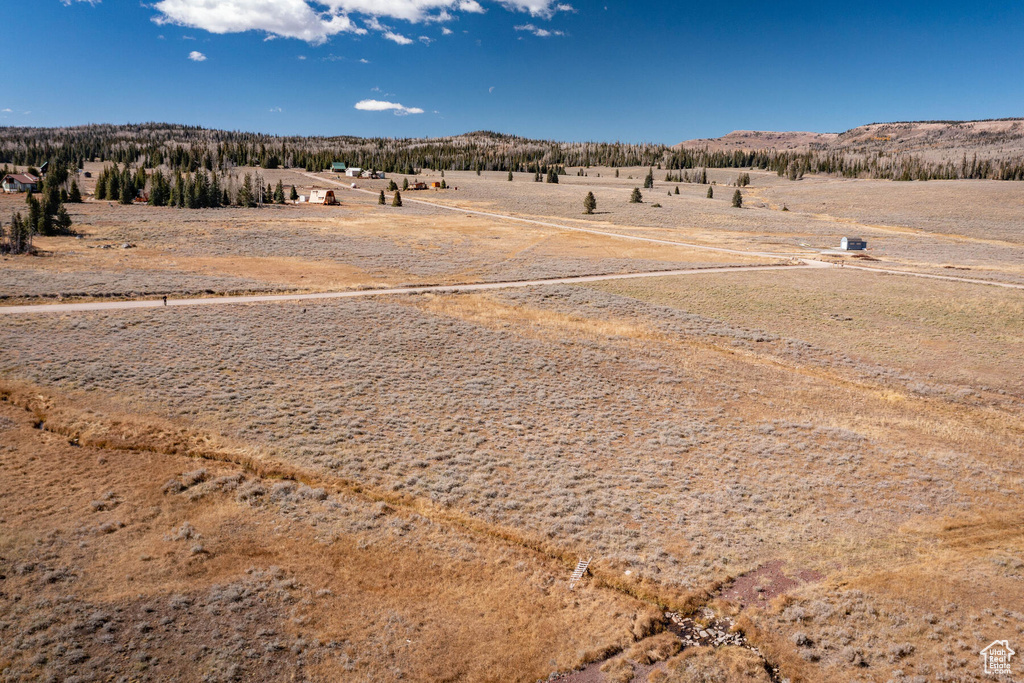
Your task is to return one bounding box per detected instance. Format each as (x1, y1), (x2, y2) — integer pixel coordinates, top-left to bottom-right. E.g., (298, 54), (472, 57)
(2, 161), (1023, 682)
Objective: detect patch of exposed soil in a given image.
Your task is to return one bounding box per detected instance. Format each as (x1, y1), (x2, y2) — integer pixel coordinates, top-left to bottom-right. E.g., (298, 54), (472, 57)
(720, 560), (824, 610)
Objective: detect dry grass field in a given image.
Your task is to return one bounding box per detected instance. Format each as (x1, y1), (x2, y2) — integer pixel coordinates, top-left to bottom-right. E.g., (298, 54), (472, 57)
(339, 168), (1024, 285)
(2, 162), (1023, 682)
(0, 174), (765, 304)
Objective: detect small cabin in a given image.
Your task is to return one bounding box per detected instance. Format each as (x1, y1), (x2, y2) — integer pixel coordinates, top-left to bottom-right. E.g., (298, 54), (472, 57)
(331, 162), (347, 173)
(308, 189), (338, 205)
(1, 173), (40, 193)
(840, 237), (866, 251)
(430, 182), (442, 189)
(345, 167), (362, 177)
(409, 182), (428, 190)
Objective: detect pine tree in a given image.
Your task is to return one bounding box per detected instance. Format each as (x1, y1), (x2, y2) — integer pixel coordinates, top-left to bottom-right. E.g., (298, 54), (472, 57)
(5, 211), (32, 254)
(185, 175), (198, 209)
(643, 168), (654, 189)
(119, 168), (135, 205)
(55, 206), (72, 234)
(290, 185), (298, 201)
(402, 177), (409, 191)
(546, 169), (559, 183)
(583, 191), (597, 215)
(507, 170), (513, 181)
(238, 173), (255, 208)
(148, 172), (159, 206)
(534, 170), (541, 182)
(392, 191), (402, 207)
(209, 172), (222, 207)
(674, 186), (680, 195)
(440, 179), (447, 189)
(388, 179), (398, 191)
(378, 190), (386, 205)
(107, 166), (121, 202)
(707, 186), (713, 199)
(273, 180), (285, 204)
(26, 194), (42, 235)
(68, 180), (82, 203)
(732, 189), (742, 207)
(630, 187), (643, 203)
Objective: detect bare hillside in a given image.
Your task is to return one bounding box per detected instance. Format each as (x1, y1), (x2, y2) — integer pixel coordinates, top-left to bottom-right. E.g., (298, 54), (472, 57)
(678, 118), (1024, 160)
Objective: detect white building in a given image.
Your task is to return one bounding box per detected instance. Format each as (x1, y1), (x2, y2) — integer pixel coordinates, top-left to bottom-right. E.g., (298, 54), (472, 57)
(1, 173), (40, 193)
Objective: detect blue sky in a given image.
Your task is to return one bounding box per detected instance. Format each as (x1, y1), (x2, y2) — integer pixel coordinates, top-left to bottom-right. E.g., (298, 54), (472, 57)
(2, 1), (1022, 143)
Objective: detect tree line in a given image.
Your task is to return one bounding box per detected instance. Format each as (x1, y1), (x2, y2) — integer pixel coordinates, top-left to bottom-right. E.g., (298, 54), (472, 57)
(92, 163), (298, 209)
(3, 123), (1023, 182)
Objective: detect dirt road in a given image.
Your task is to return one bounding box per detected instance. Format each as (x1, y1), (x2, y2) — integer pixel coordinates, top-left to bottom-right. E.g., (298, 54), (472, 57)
(0, 263), (815, 315)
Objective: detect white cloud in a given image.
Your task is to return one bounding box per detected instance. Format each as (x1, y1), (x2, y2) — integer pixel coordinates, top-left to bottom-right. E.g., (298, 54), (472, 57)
(319, 0), (483, 22)
(488, 86), (495, 93)
(269, 106), (283, 112)
(154, 0), (365, 45)
(188, 50), (207, 61)
(1, 108), (12, 113)
(441, 26), (453, 35)
(514, 23), (564, 36)
(383, 31), (413, 44)
(151, 1), (571, 44)
(59, 0), (100, 5)
(354, 99), (424, 115)
(499, 0), (571, 18)
(359, 58), (370, 63)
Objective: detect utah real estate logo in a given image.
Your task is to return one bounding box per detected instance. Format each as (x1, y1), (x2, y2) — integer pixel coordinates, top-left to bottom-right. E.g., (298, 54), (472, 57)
(980, 640), (1015, 676)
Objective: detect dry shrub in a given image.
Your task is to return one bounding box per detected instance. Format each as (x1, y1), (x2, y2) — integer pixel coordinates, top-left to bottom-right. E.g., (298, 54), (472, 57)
(660, 646), (771, 683)
(627, 631), (682, 665)
(732, 613), (811, 682)
(631, 605), (667, 640)
(600, 656), (635, 683)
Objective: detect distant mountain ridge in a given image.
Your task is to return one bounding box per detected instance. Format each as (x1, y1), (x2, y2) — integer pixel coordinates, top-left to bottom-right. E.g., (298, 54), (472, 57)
(678, 118), (1024, 160)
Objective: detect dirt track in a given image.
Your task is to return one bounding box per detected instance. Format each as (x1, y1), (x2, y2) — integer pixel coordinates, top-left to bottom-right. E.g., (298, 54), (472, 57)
(0, 263), (812, 315)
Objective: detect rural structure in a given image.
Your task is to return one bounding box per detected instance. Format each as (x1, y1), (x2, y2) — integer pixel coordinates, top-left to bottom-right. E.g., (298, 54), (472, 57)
(1, 173), (39, 193)
(840, 236), (867, 251)
(307, 189), (338, 205)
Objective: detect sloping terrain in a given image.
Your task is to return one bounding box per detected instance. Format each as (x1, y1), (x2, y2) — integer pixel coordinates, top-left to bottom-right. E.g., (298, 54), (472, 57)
(678, 118), (1024, 161)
